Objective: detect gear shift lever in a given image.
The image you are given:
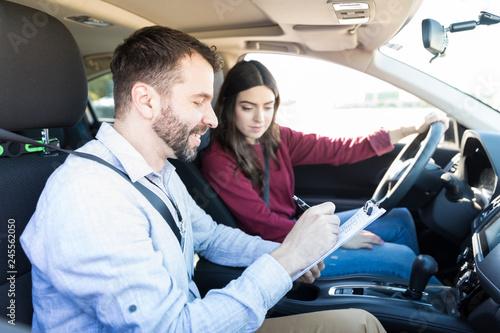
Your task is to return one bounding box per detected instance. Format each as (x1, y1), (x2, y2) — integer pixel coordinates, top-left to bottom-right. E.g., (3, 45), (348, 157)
(402, 254), (438, 300)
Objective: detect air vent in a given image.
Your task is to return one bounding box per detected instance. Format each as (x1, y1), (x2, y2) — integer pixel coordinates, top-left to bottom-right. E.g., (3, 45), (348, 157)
(328, 1), (374, 25)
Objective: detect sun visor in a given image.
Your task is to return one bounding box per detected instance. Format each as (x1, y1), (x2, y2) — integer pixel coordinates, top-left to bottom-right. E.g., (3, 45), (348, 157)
(293, 25), (358, 51)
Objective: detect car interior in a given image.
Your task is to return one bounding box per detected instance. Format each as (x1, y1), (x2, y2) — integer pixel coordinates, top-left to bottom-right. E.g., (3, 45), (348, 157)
(1, 0), (500, 332)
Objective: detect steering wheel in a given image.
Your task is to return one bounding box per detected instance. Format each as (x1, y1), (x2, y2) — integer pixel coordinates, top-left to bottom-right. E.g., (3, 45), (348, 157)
(373, 121), (445, 211)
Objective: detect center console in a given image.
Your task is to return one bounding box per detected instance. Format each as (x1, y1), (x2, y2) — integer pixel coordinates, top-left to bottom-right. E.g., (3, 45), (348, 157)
(195, 196), (500, 332)
(471, 195), (500, 304)
(271, 197), (500, 332)
(274, 274), (471, 333)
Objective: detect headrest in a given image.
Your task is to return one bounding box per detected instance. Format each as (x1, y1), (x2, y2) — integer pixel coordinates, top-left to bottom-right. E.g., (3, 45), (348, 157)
(0, 1), (88, 131)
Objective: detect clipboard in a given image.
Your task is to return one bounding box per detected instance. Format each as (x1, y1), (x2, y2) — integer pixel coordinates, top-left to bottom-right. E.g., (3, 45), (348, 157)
(291, 199), (386, 281)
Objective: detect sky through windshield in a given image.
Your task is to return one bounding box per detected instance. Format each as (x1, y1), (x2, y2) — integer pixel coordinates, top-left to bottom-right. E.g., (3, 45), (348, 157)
(382, 0), (500, 111)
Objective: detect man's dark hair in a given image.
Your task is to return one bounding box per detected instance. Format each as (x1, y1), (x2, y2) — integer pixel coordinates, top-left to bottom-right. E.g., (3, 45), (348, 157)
(110, 25), (223, 118)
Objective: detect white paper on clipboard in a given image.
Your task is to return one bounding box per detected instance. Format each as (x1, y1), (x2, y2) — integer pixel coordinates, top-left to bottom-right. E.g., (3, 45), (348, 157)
(291, 200), (386, 281)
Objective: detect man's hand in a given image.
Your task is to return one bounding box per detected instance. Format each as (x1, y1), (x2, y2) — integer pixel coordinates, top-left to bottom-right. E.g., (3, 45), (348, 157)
(296, 261), (325, 284)
(270, 202), (340, 282)
(341, 230), (383, 250)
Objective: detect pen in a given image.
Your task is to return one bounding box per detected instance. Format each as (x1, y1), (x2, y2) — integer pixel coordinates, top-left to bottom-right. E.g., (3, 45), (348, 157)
(292, 195), (311, 212)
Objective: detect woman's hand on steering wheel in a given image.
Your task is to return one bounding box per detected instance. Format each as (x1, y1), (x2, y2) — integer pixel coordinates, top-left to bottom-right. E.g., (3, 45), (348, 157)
(389, 110), (449, 144)
(373, 120), (447, 211)
(415, 110), (450, 135)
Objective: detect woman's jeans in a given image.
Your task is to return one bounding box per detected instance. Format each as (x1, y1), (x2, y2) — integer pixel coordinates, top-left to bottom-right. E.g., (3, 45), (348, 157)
(320, 207), (441, 284)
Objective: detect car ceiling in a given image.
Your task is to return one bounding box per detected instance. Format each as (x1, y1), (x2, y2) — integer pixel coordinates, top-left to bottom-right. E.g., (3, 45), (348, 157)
(8, 0), (422, 70)
(8, 0), (500, 133)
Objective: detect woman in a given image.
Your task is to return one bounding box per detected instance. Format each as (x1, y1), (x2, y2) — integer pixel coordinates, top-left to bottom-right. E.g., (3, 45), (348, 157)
(200, 60), (447, 280)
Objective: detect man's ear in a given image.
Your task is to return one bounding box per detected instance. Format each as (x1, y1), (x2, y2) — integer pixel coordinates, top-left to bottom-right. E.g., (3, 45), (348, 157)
(131, 82), (159, 120)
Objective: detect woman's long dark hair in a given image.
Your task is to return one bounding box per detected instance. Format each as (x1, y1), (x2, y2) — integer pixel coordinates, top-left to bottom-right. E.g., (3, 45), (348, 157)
(209, 60), (281, 193)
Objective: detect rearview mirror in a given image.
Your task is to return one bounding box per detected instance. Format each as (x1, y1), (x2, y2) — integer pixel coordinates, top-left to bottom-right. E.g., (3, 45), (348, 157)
(421, 19), (448, 57)
(422, 12), (500, 63)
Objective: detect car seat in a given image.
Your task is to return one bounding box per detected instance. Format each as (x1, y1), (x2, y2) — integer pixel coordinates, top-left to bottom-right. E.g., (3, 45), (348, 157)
(169, 131), (247, 296)
(167, 68), (251, 295)
(169, 69), (240, 230)
(0, 1), (88, 327)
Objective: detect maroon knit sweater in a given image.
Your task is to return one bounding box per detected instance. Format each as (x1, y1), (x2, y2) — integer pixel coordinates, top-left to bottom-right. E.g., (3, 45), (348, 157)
(200, 126), (393, 242)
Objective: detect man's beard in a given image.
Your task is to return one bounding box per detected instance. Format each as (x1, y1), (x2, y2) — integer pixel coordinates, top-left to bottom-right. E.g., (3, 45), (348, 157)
(153, 104), (208, 162)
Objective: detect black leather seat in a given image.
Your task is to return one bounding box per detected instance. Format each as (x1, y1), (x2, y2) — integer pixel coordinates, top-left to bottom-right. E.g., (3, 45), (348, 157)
(0, 1), (88, 327)
(169, 133), (239, 230)
(169, 131), (247, 297)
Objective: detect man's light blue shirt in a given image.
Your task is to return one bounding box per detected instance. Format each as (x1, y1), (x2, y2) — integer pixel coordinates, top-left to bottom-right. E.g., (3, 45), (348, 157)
(21, 122), (291, 332)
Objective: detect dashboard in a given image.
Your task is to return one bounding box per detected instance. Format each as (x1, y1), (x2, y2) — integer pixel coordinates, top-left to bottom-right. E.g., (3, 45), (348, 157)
(472, 195), (500, 304)
(457, 131), (500, 208)
(461, 133), (498, 207)
(421, 130), (500, 245)
(450, 130), (500, 329)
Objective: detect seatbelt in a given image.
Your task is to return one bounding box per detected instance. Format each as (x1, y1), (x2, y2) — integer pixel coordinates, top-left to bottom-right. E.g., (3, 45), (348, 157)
(0, 128), (182, 246)
(262, 145), (270, 208)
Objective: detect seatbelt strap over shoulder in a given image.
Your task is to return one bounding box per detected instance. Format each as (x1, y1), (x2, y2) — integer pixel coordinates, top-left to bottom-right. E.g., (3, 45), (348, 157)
(262, 144), (270, 208)
(0, 128), (182, 246)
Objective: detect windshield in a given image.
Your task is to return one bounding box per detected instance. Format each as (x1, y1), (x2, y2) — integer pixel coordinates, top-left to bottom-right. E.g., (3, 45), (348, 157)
(381, 0), (500, 112)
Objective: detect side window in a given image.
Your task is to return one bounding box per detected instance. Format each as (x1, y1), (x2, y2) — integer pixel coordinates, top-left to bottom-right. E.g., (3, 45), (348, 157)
(88, 72), (115, 122)
(244, 53), (456, 147)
